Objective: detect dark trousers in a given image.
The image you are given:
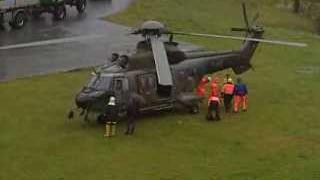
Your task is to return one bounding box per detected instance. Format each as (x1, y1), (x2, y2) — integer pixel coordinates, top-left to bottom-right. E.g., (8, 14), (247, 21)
(223, 94), (233, 113)
(207, 101), (221, 121)
(125, 116), (136, 135)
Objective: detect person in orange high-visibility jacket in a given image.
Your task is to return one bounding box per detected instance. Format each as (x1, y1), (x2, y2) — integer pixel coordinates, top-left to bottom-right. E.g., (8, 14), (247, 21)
(221, 77), (235, 113)
(196, 76), (211, 98)
(233, 78), (248, 113)
(210, 77), (220, 97)
(206, 76), (221, 121)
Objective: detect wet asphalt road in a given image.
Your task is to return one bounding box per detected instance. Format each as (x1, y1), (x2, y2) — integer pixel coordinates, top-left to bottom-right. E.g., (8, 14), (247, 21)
(0, 0), (137, 81)
(0, 0), (200, 82)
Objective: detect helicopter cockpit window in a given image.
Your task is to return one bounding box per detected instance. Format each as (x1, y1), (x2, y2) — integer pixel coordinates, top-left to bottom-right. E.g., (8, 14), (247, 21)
(87, 75), (113, 90)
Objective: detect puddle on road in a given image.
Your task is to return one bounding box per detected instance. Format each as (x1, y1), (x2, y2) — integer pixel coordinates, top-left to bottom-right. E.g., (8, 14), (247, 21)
(0, 0), (134, 82)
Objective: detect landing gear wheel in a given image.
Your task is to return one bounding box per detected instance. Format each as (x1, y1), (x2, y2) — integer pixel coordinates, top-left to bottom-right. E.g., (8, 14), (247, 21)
(54, 5), (66, 20)
(76, 0), (87, 14)
(10, 11), (27, 29)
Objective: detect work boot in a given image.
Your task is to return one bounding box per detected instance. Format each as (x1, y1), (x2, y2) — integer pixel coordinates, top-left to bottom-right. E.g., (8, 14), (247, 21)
(104, 122), (112, 137)
(206, 114), (213, 121)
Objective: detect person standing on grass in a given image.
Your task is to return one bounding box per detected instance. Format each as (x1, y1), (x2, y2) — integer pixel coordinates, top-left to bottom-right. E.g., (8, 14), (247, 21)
(210, 76), (220, 97)
(196, 76), (211, 98)
(233, 77), (248, 113)
(221, 77), (235, 113)
(125, 95), (140, 135)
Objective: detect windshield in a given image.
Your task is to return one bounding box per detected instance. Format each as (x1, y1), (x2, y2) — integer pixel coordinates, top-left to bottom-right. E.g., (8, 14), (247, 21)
(87, 75), (113, 90)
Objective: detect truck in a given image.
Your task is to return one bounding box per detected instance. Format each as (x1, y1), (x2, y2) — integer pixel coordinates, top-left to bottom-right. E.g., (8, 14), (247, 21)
(0, 0), (87, 29)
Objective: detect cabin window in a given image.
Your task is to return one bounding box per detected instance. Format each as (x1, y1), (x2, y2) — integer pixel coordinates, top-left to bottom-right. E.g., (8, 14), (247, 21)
(138, 74), (156, 95)
(113, 78), (129, 92)
(115, 79), (123, 91)
(138, 73), (172, 98)
(147, 76), (156, 89)
(138, 78), (146, 94)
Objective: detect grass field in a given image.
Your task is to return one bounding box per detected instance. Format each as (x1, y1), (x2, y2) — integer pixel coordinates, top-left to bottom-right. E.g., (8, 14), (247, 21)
(1, 0), (320, 179)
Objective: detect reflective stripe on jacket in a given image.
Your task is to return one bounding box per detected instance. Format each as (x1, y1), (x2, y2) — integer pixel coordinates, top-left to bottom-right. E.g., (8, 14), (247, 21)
(223, 83), (235, 95)
(208, 96), (220, 106)
(210, 83), (219, 97)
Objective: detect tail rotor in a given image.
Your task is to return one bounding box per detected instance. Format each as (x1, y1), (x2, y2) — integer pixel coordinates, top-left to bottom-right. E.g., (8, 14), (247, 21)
(231, 2), (261, 35)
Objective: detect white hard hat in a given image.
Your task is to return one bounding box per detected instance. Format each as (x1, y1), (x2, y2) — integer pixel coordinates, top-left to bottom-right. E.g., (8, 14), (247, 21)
(108, 96), (116, 106)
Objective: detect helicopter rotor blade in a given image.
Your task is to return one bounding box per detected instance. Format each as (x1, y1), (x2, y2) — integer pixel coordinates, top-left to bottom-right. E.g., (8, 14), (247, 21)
(242, 2), (250, 29)
(150, 36), (173, 86)
(0, 34), (103, 50)
(231, 27), (249, 32)
(171, 31), (307, 47)
(252, 12), (260, 25)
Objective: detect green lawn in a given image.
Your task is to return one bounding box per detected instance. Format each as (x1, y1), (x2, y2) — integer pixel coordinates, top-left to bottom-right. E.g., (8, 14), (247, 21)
(1, 0), (320, 179)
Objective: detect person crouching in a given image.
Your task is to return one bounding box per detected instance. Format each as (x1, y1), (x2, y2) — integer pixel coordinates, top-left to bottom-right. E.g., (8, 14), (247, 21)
(207, 95), (221, 121)
(207, 77), (221, 121)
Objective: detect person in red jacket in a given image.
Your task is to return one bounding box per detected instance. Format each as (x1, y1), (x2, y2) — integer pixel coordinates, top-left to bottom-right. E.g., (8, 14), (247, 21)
(210, 77), (220, 97)
(221, 77), (235, 113)
(196, 76), (211, 98)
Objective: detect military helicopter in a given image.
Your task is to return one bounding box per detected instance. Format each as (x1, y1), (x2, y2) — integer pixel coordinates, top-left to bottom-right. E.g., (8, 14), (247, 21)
(68, 4), (307, 122)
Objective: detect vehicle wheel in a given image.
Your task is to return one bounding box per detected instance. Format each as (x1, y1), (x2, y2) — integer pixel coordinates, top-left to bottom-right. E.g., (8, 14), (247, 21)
(54, 5), (66, 20)
(76, 0), (87, 14)
(10, 11), (27, 29)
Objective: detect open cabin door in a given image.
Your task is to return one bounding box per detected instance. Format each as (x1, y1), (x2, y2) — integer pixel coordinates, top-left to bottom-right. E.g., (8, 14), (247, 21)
(113, 77), (129, 111)
(137, 72), (173, 108)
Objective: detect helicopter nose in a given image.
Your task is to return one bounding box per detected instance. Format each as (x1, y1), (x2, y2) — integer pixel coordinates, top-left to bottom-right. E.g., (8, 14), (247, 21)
(75, 90), (105, 108)
(76, 94), (93, 109)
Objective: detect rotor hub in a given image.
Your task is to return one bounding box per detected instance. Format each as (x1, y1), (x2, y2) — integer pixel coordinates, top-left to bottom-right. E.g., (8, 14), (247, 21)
(138, 21), (168, 37)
